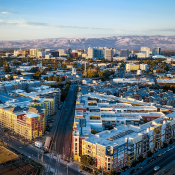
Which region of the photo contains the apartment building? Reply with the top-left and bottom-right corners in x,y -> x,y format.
72,93 -> 166,162
79,116 -> 175,172
0,80 -> 41,92
0,106 -> 45,140
125,64 -> 148,72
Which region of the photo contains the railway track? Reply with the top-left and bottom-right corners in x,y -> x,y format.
54,85 -> 77,160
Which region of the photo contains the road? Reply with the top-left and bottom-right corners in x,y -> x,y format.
0,134 -> 80,175
54,84 -> 77,159
134,146 -> 175,175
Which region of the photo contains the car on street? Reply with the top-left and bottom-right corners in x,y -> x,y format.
19,147 -> 22,149
154,166 -> 160,171
28,156 -> 31,159
157,153 -> 162,157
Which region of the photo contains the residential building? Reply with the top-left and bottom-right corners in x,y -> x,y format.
0,106 -> 45,140
126,64 -> 148,72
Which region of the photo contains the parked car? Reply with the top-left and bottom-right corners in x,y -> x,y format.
154,166 -> 160,171
157,153 -> 162,157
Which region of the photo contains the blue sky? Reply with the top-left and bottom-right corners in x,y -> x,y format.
0,0 -> 175,40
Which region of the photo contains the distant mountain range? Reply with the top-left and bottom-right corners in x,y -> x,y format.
1,35 -> 175,50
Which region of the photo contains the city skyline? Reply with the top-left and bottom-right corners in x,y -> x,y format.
1,0 -> 175,40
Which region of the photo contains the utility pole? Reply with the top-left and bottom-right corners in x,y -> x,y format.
67,164 -> 69,175
63,147 -> 64,160
55,142 -> 56,151
41,150 -> 43,162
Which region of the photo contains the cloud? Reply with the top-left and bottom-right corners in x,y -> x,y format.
0,8 -> 18,14
2,11 -> 10,14
0,19 -> 118,31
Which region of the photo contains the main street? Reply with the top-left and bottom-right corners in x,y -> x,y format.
54,84 -> 77,159
137,147 -> 175,175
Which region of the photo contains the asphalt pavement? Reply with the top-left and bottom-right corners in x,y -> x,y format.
54,84 -> 77,159
137,147 -> 175,175
121,144 -> 175,175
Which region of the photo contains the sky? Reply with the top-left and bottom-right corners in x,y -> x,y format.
0,0 -> 175,40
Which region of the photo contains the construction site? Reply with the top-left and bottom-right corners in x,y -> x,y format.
0,146 -> 41,175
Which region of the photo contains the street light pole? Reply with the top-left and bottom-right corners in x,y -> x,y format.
67,164 -> 68,175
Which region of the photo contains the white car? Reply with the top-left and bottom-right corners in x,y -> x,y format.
154,166 -> 160,171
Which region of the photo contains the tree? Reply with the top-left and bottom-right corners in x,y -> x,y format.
53,76 -> 60,82
33,71 -> 42,80
59,76 -> 65,82
66,80 -> 71,85
30,67 -> 39,73
61,64 -> 67,69
17,70 -> 21,75
147,150 -> 153,157
8,75 -> 13,80
102,58 -> 106,63
48,75 -> 54,81
13,71 -> 17,74
138,155 -> 144,162
47,65 -> 52,71
163,142 -> 168,148
44,76 -> 48,81
3,64 -> 11,73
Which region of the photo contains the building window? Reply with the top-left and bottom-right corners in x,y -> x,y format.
114,165 -> 116,168
75,138 -> 77,142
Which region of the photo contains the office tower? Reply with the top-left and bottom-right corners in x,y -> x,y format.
120,49 -> 129,57
140,47 -> 151,57
104,48 -> 113,61
152,48 -> 161,56
88,47 -> 104,59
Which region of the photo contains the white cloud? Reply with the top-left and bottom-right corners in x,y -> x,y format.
0,19 -> 116,31
2,11 -> 9,14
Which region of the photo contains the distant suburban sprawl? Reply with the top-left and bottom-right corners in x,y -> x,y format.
1,45 -> 175,175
